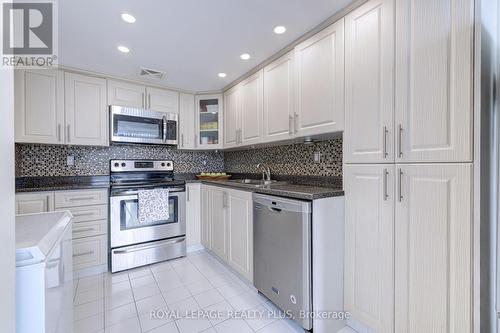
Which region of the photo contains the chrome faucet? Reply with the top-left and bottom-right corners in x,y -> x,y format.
257,163 -> 271,181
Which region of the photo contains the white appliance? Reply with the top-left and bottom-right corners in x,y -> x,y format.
16,211 -> 73,333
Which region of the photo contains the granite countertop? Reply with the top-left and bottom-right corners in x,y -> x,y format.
15,173 -> 344,200
16,176 -> 111,193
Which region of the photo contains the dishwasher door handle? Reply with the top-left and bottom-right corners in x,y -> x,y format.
268,207 -> 282,213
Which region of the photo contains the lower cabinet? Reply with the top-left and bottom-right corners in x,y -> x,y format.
186,183 -> 201,248
344,163 -> 472,333
200,185 -> 254,282
15,189 -> 109,274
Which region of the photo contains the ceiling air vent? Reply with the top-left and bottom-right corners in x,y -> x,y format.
138,67 -> 165,80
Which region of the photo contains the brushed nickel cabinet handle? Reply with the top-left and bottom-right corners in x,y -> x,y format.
68,196 -> 95,201
294,113 -> 299,133
58,124 -> 61,142
73,227 -> 95,233
398,124 -> 403,158
383,126 -> 388,158
73,251 -> 93,257
398,168 -> 403,202
72,211 -> 95,217
187,186 -> 190,202
181,134 -> 184,147
67,124 -> 70,143
142,92 -> 145,108
289,115 -> 294,135
148,94 -> 151,109
383,168 -> 389,201
194,134 -> 198,147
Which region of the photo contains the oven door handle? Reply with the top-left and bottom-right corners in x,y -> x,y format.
111,186 -> 185,196
162,115 -> 167,142
113,237 -> 185,254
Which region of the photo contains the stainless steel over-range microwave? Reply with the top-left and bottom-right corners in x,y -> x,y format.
110,105 -> 178,145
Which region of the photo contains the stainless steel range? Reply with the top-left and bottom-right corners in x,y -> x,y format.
109,159 -> 186,272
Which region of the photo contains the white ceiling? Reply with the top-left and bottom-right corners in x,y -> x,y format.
59,0 -> 353,92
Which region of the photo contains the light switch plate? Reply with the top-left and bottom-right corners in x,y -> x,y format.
67,155 -> 75,166
313,151 -> 322,163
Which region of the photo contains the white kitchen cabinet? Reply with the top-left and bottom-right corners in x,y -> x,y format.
240,70 -> 263,145
186,183 -> 201,248
14,69 -> 65,144
107,80 -> 146,108
196,94 -> 223,149
223,85 -> 240,148
65,72 -> 108,146
147,86 -> 179,113
294,18 -> 344,137
210,187 -> 228,260
395,0 -> 473,163
263,51 -> 294,143
200,185 -> 212,249
226,189 -> 253,282
344,164 -> 394,333
179,93 -> 196,149
395,163 -> 471,332
15,192 -> 55,214
344,0 -> 394,164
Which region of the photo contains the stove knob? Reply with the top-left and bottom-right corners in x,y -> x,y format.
121,163 -> 126,167
161,162 -> 166,167
114,162 -> 119,167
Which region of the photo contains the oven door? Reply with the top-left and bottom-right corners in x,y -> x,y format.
110,106 -> 166,144
110,186 -> 186,248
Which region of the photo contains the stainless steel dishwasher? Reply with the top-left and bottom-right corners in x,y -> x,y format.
253,193 -> 312,331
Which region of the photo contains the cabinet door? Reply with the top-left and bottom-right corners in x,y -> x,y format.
344,0 -> 394,164
395,164 -> 471,332
147,87 -> 179,113
344,164 -> 394,333
196,94 -> 223,149
15,192 -> 55,214
107,80 -> 145,108
240,70 -> 263,146
227,190 -> 253,282
263,51 -> 294,143
395,0 -> 473,162
179,93 -> 195,149
200,185 -> 212,249
223,86 -> 240,148
14,69 -> 64,144
294,18 -> 344,137
65,73 -> 108,146
186,184 -> 201,247
210,187 -> 228,260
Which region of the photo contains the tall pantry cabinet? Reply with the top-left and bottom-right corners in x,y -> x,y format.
343,0 -> 474,332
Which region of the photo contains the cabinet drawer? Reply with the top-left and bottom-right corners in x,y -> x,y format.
15,192 -> 54,214
72,235 -> 107,270
55,189 -> 108,208
57,204 -> 107,222
73,219 -> 107,239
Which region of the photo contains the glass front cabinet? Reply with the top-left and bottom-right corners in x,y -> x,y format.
195,94 -> 223,149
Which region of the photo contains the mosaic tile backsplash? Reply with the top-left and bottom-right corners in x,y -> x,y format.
15,144 -> 225,177
224,138 -> 343,177
15,138 -> 342,177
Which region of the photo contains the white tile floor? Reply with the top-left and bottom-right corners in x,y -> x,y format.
73,250 -> 305,333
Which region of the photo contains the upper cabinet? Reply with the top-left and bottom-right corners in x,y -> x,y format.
344,0 -> 394,164
65,73 -> 108,146
196,94 -> 223,149
395,0 -> 473,163
179,93 -> 196,149
107,79 -> 179,113
15,69 -> 108,146
240,70 -> 263,145
15,69 -> 65,144
263,51 -> 294,143
223,70 -> 264,148
294,18 -> 345,137
223,85 -> 240,148
107,80 -> 145,108
147,87 -> 179,114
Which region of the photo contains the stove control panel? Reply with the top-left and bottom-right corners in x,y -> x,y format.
110,160 -> 174,172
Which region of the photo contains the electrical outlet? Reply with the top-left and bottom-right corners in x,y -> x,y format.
313,151 -> 322,163
67,155 -> 75,166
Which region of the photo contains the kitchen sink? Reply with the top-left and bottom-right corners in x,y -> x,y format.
227,179 -> 286,188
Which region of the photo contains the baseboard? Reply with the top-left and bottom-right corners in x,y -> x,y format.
73,264 -> 108,279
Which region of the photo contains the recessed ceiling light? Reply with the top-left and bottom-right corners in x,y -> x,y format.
117,45 -> 130,53
121,13 -> 136,23
273,25 -> 286,34
240,53 -> 251,60
218,72 -> 227,78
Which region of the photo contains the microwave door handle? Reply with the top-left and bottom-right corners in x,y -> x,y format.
162,115 -> 167,142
